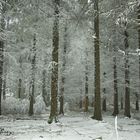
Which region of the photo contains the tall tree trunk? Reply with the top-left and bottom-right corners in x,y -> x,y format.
18,79 -> 22,98
102,72 -> 107,112
138,1 -> 140,112
102,72 -> 106,112
84,48 -> 89,112
102,90 -> 106,112
2,12 -> 10,101
112,0 -> 120,116
49,0 -> 60,123
135,93 -> 139,111
29,34 -> 36,116
124,29 -> 131,118
42,54 -> 48,107
77,0 -> 89,113
0,41 -> 4,115
79,88 -> 83,109
2,63 -> 7,100
42,69 -> 48,107
0,1 -> 6,115
121,94 -> 123,110
112,56 -> 119,116
59,21 -> 68,115
2,74 -> 6,100
18,56 -> 22,98
92,0 -> 102,121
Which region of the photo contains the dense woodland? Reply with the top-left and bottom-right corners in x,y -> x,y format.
0,0 -> 140,124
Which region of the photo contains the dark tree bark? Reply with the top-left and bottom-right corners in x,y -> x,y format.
49,0 -> 60,123
138,1 -> 140,112
2,75 -> 6,100
18,79 -> 22,98
2,62 -> 7,100
84,48 -> 89,112
91,96 -> 94,107
124,29 -> 131,118
92,0 -> 102,121
59,21 -> 68,115
0,40 -> 4,115
121,95 -> 123,110
135,93 -> 139,111
102,96 -> 106,112
18,56 -> 23,98
111,0 -> 120,116
112,56 -> 119,116
2,54 -> 7,101
102,72 -> 107,112
29,34 -> 37,116
0,1 -> 6,115
84,76 -> 89,112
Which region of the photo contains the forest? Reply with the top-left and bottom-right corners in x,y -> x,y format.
0,0 -> 140,140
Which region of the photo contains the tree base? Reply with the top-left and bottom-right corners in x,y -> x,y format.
48,116 -> 59,124
91,115 -> 102,121
124,114 -> 131,118
112,112 -> 119,116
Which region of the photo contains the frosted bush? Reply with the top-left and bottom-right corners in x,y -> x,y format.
21,99 -> 29,114
2,95 -> 69,115
1,95 -> 47,115
34,95 -> 46,114
2,96 -> 29,114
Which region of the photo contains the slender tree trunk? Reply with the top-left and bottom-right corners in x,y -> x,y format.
59,21 -> 68,115
79,88 -> 83,109
29,34 -> 36,116
102,88 -> 106,112
138,2 -> 140,112
0,41 -> 4,115
136,99 -> 139,111
49,0 -> 60,123
91,96 -> 94,107
0,1 -> 6,115
84,48 -> 89,112
112,56 -> 119,116
121,95 -> 123,109
124,29 -> 131,118
135,93 -> 139,111
18,56 -> 22,98
84,76 -> 89,112
42,69 -> 48,107
18,79 -> 22,98
102,72 -> 107,112
42,54 -> 48,107
77,0 -> 89,113
2,74 -> 6,100
2,64 -> 7,100
102,98 -> 106,112
111,0 -> 120,116
2,11 -> 10,101
92,0 -> 102,121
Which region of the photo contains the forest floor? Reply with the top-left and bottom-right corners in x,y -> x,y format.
0,112 -> 140,140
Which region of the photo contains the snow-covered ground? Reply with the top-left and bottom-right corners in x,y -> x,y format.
0,112 -> 140,140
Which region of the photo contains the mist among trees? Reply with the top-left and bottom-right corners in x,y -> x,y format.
0,0 -> 140,139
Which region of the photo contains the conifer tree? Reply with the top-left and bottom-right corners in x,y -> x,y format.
49,0 -> 60,123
